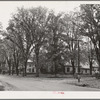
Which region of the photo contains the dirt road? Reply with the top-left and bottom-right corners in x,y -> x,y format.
0,75 -> 99,91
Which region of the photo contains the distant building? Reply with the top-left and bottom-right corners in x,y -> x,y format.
81,68 -> 90,74
3,59 -> 37,74
65,65 -> 91,74
65,65 -> 78,74
26,59 -> 36,73
64,62 -> 78,74
80,63 -> 90,74
64,61 -> 99,75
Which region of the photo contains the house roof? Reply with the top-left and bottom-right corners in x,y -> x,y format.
65,62 -> 72,66
64,61 -> 99,69
80,63 -> 89,69
27,59 -> 33,63
92,61 -> 99,67
81,67 -> 90,70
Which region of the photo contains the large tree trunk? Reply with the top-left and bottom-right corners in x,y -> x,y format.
16,60 -> 19,76
22,65 -> 24,77
36,52 -> 39,77
13,52 -> 19,76
90,60 -> 92,75
52,29 -> 58,77
35,46 -> 40,77
98,41 -> 100,71
7,59 -> 11,75
16,67 -> 19,75
11,62 -> 14,75
22,54 -> 28,77
95,47 -> 100,72
24,59 -> 28,76
59,62 -> 65,74
8,65 -> 11,75
54,61 -> 57,77
71,59 -> 75,75
88,50 -> 93,75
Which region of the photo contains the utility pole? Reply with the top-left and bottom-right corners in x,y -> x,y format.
77,40 -> 80,75
90,40 -> 93,75
71,39 -> 75,75
88,37 -> 93,75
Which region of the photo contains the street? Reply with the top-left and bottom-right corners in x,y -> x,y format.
0,75 -> 99,91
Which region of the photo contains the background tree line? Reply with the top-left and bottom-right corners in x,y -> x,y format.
0,4 -> 99,77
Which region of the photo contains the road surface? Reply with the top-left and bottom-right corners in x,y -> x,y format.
0,75 -> 99,91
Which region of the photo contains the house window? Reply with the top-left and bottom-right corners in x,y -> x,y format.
75,68 -> 77,73
29,68 -> 31,72
32,68 -> 34,72
67,68 -> 70,72
29,64 -> 31,67
85,70 -> 87,73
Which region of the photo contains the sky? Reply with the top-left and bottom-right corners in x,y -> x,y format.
0,1 -> 100,30
0,1 -> 80,30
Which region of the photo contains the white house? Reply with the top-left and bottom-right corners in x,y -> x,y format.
26,59 -> 36,73
64,61 -> 99,75
64,62 -> 78,74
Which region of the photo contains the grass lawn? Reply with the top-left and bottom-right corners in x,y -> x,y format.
0,85 -> 4,91
65,77 -> 100,89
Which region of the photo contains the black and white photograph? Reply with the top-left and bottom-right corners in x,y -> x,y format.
0,1 -> 100,94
